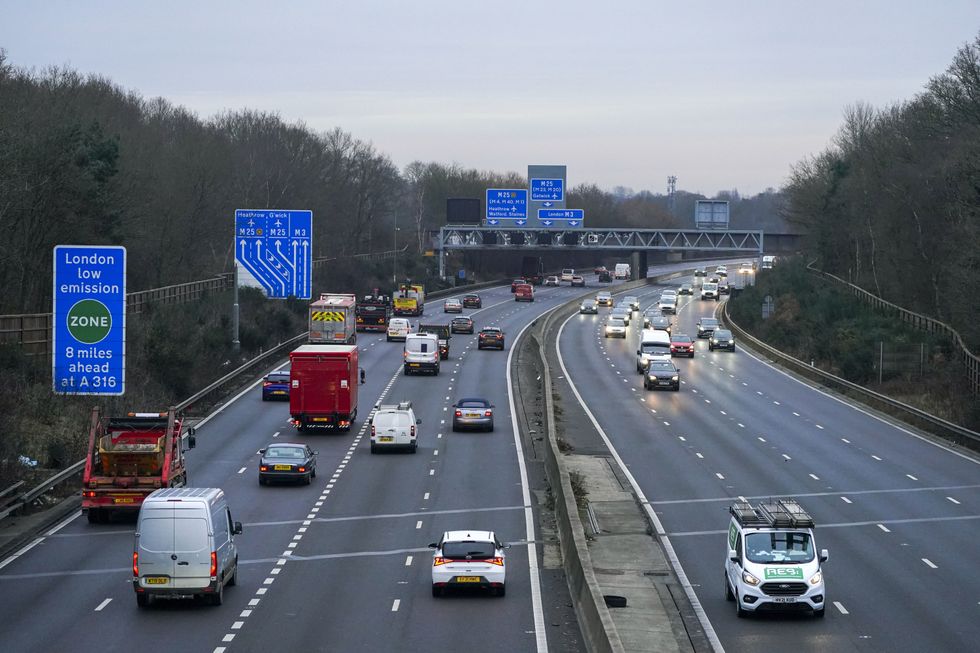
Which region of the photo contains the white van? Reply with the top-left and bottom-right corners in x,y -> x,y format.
700,282 -> 719,301
614,263 -> 631,279
133,487 -> 242,607
636,329 -> 671,372
387,318 -> 412,342
404,333 -> 440,375
370,401 -> 421,453
561,268 -> 575,282
726,499 -> 828,618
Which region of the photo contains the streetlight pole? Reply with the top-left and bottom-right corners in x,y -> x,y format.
393,223 -> 400,286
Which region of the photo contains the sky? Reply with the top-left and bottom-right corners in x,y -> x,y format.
2,1 -> 979,197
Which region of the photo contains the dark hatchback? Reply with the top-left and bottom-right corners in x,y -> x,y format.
478,327 -> 505,350
451,316 -> 475,334
262,370 -> 291,401
462,294 -> 482,309
259,443 -> 317,485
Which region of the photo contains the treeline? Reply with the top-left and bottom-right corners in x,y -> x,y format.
785,33 -> 980,349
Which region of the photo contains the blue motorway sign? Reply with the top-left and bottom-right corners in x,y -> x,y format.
486,189 -> 528,222
538,209 -> 584,227
53,245 -> 126,395
530,178 -> 564,202
235,209 -> 312,299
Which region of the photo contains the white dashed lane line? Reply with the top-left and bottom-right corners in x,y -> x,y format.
834,601 -> 849,615
94,598 -> 111,611
922,558 -> 938,569
947,497 -> 961,504
877,524 -> 891,533
841,497 -> 853,504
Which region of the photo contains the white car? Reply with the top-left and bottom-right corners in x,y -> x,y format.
443,298 -> 463,313
386,318 -> 412,342
543,276 -> 560,287
604,316 -> 628,338
370,402 -> 421,453
596,291 -> 613,307
657,295 -> 677,314
430,530 -> 508,597
621,296 -> 640,312
561,268 -> 575,282
661,289 -> 678,298
611,306 -> 631,325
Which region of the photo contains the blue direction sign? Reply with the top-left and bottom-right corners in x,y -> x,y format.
53,245 -> 126,395
486,189 -> 528,221
539,209 -> 584,221
530,178 -> 564,202
235,209 -> 312,299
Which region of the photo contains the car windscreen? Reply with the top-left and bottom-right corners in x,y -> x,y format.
672,335 -> 692,343
267,373 -> 290,382
608,317 -> 626,325
703,283 -> 718,290
266,446 -> 305,459
648,363 -> 675,373
744,532 -> 814,564
701,319 -> 719,326
442,541 -> 496,559
714,330 -> 732,338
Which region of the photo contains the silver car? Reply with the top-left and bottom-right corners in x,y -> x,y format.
452,398 -> 494,432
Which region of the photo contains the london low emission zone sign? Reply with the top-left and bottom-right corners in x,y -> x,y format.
53,245 -> 126,395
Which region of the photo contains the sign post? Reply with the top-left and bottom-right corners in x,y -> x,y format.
53,245 -> 126,395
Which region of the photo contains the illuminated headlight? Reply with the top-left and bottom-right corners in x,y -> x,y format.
671,375 -> 679,381
711,338 -> 718,343
809,572 -> 823,586
742,570 -> 761,586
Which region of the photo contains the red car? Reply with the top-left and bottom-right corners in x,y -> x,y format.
514,283 -> 534,302
670,333 -> 696,358
510,278 -> 527,293
594,266 -> 608,275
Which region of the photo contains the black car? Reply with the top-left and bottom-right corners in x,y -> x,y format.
598,271 -> 612,283
462,294 -> 482,309
644,360 -> 680,391
450,316 -> 475,334
452,398 -> 494,432
478,327 -> 505,350
709,329 -> 736,351
697,317 -> 720,338
262,370 -> 291,401
259,443 -> 317,485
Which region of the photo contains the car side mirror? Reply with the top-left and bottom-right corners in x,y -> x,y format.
187,434 -> 196,450
820,549 -> 829,563
728,549 -> 739,564
428,543 -> 439,549
259,448 -> 266,454
416,419 -> 422,425
233,522 -> 243,535
636,350 -> 641,355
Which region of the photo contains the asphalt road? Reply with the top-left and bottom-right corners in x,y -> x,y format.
0,269 -> 661,653
555,270 -> 980,652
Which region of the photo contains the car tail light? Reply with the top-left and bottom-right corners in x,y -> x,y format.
263,381 -> 272,387
433,557 -> 447,566
371,425 -> 376,437
485,410 -> 492,417
488,557 -> 504,566
298,467 -> 306,473
210,551 -> 217,579
259,465 -> 268,472
133,551 -> 139,577
410,425 -> 416,437
83,490 -> 96,498
455,410 -> 462,417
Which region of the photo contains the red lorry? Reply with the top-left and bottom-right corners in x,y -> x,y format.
289,344 -> 359,432
81,407 -> 195,523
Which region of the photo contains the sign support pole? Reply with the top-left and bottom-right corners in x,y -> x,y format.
232,263 -> 241,352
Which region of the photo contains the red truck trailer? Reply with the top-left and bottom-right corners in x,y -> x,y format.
81,407 -> 195,523
289,344 -> 359,432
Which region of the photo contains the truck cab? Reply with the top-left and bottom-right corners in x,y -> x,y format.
726,499 -> 828,618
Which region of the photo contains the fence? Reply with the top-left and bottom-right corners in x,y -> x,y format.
0,247 -> 407,357
807,261 -> 980,395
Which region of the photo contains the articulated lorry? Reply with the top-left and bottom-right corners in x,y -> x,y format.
289,345 -> 359,432
82,407 -> 195,523
393,283 -> 425,317
309,293 -> 357,344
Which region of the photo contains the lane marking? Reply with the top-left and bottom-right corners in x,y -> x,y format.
877,524 -> 891,533
834,601 -> 849,615
906,474 -> 918,481
405,556 -> 413,566
872,455 -> 882,461
392,599 -> 401,611
715,473 -> 725,480
94,598 -> 111,611
809,474 -> 820,480
841,497 -> 852,503
237,467 -> 246,474
947,497 -> 961,505
922,558 -> 938,569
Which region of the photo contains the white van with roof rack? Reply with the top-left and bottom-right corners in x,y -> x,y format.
725,498 -> 828,618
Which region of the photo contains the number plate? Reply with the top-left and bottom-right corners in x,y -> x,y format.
114,497 -> 135,504
379,436 -> 394,442
273,390 -> 286,395
144,577 -> 168,585
312,417 -> 331,422
409,363 -> 420,367
465,412 -> 481,418
772,596 -> 797,603
658,381 -> 672,385
274,464 -> 292,471
454,576 -> 481,583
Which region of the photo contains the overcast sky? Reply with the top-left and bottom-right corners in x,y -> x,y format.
3,1 -> 979,196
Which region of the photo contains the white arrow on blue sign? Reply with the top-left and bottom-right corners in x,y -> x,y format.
235,209 -> 312,299
53,245 -> 127,395
486,189 -> 528,221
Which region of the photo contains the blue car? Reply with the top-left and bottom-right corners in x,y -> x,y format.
262,370 -> 291,401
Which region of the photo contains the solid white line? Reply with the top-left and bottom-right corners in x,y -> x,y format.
922,558 -> 938,569
834,601 -> 849,614
94,598 -> 112,611
508,308 -> 559,653
556,313 -> 725,653
391,599 -> 400,611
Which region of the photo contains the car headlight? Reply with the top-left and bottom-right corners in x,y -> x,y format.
671,375 -> 679,381
742,570 -> 761,586
809,571 -> 822,586
711,338 -> 718,343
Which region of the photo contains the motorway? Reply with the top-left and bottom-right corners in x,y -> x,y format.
0,269 -> 653,653
555,272 -> 980,652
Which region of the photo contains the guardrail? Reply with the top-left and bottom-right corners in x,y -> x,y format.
722,300 -> 980,451
806,260 -> 979,395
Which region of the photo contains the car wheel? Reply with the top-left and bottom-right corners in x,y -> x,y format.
735,594 -> 747,618
136,593 -> 151,608
673,385 -> 679,392
487,421 -> 494,432
386,336 -> 392,342
643,382 -> 650,390
229,560 -> 238,587
370,443 -> 377,454
211,579 -> 224,606
261,395 -> 268,402
432,585 -> 442,598
304,473 -> 312,485
411,441 -> 418,453
311,468 -> 316,479
725,574 -> 734,601
814,607 -> 825,618
496,585 -> 506,597
451,421 -> 458,432
258,476 -> 266,486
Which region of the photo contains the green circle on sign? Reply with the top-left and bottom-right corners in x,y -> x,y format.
67,299 -> 112,344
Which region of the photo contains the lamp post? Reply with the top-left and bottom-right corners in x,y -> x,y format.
392,224 -> 401,285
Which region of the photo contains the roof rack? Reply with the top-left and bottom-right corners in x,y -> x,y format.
377,401 -> 413,411
730,498 -> 815,529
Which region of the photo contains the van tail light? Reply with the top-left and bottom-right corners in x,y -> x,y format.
210,551 -> 217,579
433,557 -> 447,566
403,351 -> 408,359
485,410 -> 493,417
83,490 -> 96,498
133,551 -> 139,577
455,410 -> 462,417
263,381 -> 272,387
410,425 -> 416,437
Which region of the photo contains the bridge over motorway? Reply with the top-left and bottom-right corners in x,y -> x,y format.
434,226 -> 801,278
